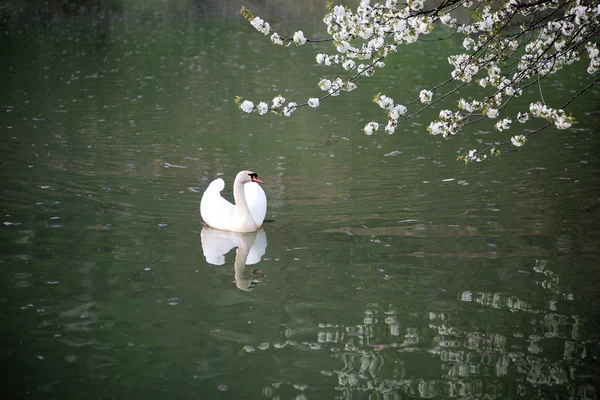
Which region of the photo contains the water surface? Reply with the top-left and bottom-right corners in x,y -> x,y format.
1,3 -> 599,400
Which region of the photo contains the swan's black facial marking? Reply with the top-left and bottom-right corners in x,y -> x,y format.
249,173 -> 263,184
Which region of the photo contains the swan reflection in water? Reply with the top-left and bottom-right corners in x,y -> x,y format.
200,226 -> 267,291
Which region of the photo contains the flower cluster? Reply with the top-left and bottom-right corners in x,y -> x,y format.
585,42 -> 600,74
308,98 -> 319,108
235,89 -> 331,117
494,118 -> 512,132
293,31 -> 306,45
419,90 -> 433,105
250,17 -> 270,35
511,135 -> 527,147
369,93 -> 407,134
364,121 -> 379,135
318,77 -> 356,96
426,108 -> 462,138
467,149 -> 486,162
529,102 -> 574,130
239,1 -> 599,161
448,54 -> 479,83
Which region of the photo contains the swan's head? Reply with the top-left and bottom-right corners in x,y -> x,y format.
237,170 -> 263,184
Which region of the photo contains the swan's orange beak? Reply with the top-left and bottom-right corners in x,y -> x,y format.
252,176 -> 263,184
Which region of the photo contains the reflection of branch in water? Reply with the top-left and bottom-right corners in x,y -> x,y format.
461,290 -> 535,312
240,259 -> 597,399
534,259 -> 575,303
200,227 -> 267,291
459,262 -> 575,316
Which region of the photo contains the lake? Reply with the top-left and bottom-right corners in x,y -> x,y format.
1,1 -> 599,399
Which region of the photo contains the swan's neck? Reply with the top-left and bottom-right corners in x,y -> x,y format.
233,180 -> 249,211
233,179 -> 256,231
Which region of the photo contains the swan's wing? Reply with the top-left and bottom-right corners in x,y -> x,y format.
200,227 -> 241,265
244,182 -> 267,227
200,178 -> 235,230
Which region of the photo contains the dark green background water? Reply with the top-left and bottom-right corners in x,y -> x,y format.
1,1 -> 599,399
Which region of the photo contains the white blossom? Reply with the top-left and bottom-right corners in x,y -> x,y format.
463,37 -> 475,51
342,59 -> 356,70
272,95 -> 285,109
427,120 -> 458,138
344,82 -> 357,92
407,0 -> 424,11
486,107 -> 499,118
449,54 -> 479,83
427,121 -> 445,136
385,121 -> 396,134
318,79 -> 332,91
458,98 -> 469,112
389,104 -> 406,121
270,32 -> 283,45
555,115 -> 573,130
419,89 -> 433,104
466,149 -> 485,162
358,64 -> 374,77
283,102 -> 297,117
328,77 -> 344,96
336,41 -> 350,53
358,26 -> 374,40
440,14 -> 455,26
494,118 -> 512,131
257,102 -> 268,115
240,100 -> 254,113
308,98 -> 320,108
586,42 -> 600,74
364,121 -> 379,135
376,94 -> 394,110
369,37 -> 384,50
439,109 -> 453,120
517,112 -> 529,123
293,31 -> 307,45
511,135 -> 527,147
250,17 -> 270,35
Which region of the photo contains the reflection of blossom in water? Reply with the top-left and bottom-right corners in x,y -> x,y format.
242,260 -> 597,399
216,384 -> 228,391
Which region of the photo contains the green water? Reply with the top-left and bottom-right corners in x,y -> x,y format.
1,3 -> 599,400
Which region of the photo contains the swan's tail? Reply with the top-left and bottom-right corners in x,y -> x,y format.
207,178 -> 225,192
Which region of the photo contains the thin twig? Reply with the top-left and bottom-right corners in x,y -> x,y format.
537,71 -> 546,105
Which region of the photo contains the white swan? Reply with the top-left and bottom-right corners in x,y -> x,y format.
200,170 -> 267,232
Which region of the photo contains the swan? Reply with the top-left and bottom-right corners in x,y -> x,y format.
200,170 -> 267,232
